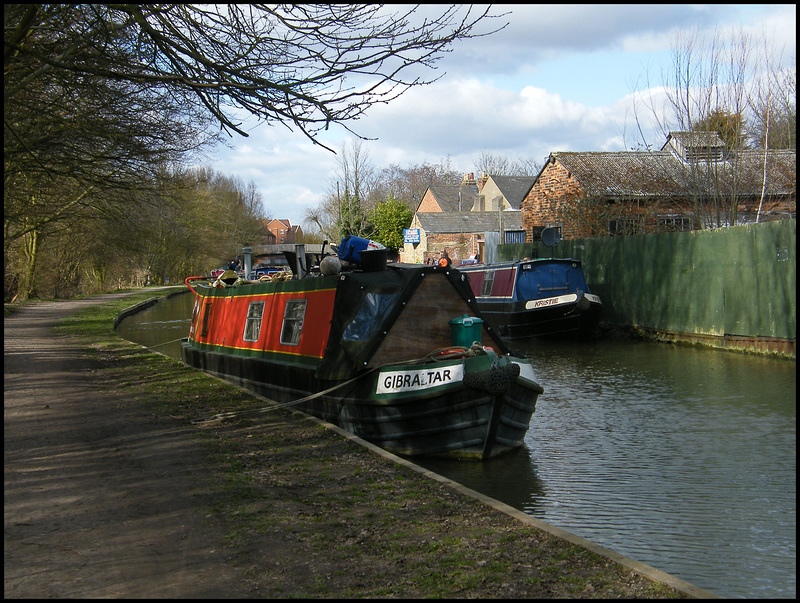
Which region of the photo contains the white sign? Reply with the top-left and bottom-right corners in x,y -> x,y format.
403,229 -> 420,244
376,364 -> 464,394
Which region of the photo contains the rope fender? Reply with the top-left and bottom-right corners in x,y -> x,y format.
463,361 -> 520,395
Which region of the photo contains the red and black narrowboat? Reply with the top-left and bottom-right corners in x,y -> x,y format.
180,239 -> 544,460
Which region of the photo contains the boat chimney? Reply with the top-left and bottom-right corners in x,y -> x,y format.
294,244 -> 306,278
243,247 -> 252,278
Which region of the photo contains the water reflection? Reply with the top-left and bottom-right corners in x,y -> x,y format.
421,340 -> 796,599
423,446 -> 548,511
116,295 -> 796,599
115,290 -> 194,359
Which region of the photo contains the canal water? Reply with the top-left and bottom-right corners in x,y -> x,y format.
116,290 -> 796,599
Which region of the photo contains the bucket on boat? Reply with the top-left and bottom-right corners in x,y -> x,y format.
359,248 -> 388,272
449,314 -> 483,347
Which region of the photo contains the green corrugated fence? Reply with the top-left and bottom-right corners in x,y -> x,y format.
499,219 -> 796,341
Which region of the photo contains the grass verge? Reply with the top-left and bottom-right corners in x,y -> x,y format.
47,290 -> 686,599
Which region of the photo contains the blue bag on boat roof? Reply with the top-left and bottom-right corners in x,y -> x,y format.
338,235 -> 385,264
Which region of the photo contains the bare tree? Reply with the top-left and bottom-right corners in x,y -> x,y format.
748,35 -> 796,221
5,5 -> 217,298
475,150 -> 512,176
311,144 -> 465,242
317,139 -> 377,242
511,155 -> 544,177
627,27 -> 794,229
372,158 -> 462,211
6,4 -> 504,151
4,4 -> 505,299
474,150 -> 542,177
748,30 -> 796,150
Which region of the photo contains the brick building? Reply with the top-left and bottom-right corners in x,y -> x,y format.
402,211 -> 523,265
263,218 -> 302,244
401,173 -> 530,264
522,132 -> 796,242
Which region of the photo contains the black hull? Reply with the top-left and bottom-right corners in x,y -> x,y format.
181,341 -> 541,460
477,298 -> 603,339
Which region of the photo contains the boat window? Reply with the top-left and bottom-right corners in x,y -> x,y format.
200,302 -> 212,337
243,301 -> 265,342
343,292 -> 396,342
190,300 -> 200,336
481,270 -> 495,296
280,299 -> 307,346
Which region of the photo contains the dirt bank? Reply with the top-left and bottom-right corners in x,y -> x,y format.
5,293 -> 697,598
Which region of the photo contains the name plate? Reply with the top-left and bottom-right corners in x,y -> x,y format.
526,293 -> 578,309
376,364 -> 464,394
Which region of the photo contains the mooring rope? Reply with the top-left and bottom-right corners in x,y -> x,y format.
190,365 -> 382,424
189,345 -> 491,425
148,337 -> 186,349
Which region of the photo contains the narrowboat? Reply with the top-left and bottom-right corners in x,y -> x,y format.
180,238 -> 544,460
459,258 -> 603,339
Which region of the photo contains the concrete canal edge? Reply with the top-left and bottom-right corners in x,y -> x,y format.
112,288 -> 189,329
112,297 -> 161,328
307,415 -> 720,600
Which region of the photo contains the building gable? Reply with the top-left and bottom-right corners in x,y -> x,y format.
265,218 -> 300,244
486,175 -> 537,209
420,184 -> 479,213
471,175 -> 536,211
417,187 -> 444,212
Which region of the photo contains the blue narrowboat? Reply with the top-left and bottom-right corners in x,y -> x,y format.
459,258 -> 603,339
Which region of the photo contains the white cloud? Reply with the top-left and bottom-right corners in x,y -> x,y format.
205,4 -> 795,227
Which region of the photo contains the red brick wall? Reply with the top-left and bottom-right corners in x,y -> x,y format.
417,189 -> 443,212
424,233 -> 480,265
521,160 -> 584,242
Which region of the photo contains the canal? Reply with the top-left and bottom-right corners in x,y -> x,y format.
116,290 -> 796,599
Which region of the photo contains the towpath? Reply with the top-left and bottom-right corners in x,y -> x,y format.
4,293 -> 253,597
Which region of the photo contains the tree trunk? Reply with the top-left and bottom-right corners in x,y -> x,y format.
18,228 -> 40,301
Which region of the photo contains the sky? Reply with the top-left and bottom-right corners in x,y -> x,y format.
201,4 -> 796,229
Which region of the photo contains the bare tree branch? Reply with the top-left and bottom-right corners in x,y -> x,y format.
6,4 -> 506,150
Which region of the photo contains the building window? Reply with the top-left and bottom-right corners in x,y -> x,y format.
504,230 -> 526,244
190,300 -> 200,336
608,217 -> 642,236
657,215 -> 694,232
243,301 -> 265,342
280,299 -> 307,345
530,226 -> 546,241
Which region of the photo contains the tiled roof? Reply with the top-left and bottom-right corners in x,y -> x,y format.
552,151 -> 684,197
486,175 -> 537,209
415,211 -> 523,234
426,184 -> 479,212
550,148 -> 796,198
